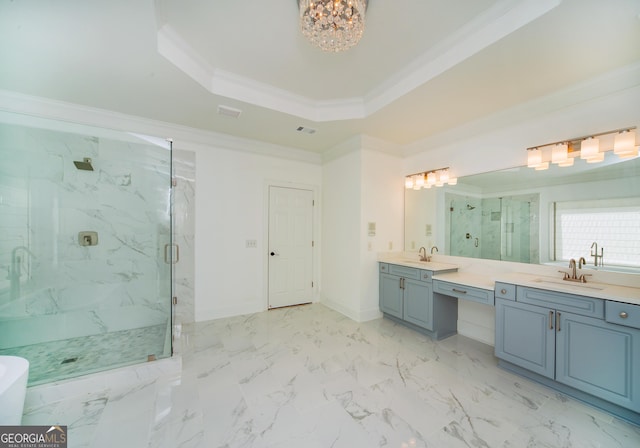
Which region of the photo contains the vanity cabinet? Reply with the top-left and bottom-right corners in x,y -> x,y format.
495,285 -> 640,418
379,263 -> 457,339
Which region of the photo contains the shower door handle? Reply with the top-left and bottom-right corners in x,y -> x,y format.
164,244 -> 180,264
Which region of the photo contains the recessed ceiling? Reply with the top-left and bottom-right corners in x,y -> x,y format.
0,0 -> 639,154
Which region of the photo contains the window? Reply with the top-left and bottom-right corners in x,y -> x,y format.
553,198 -> 640,268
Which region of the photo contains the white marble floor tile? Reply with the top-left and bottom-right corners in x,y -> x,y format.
22,303 -> 640,447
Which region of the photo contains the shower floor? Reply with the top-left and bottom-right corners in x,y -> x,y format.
0,324 -> 168,385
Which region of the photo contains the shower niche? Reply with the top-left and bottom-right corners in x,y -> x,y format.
0,112 -> 173,385
78,231 -> 98,246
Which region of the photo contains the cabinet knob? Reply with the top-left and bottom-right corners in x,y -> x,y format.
620,311 -> 629,319
501,289 -> 507,295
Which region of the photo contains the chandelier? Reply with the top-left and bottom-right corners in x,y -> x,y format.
298,0 -> 367,52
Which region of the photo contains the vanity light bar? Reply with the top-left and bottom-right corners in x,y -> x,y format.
404,167 -> 457,189
527,127 -> 638,169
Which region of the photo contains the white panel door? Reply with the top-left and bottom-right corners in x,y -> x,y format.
268,186 -> 313,309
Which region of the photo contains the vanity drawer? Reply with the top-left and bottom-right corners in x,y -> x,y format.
606,301 -> 640,329
495,282 -> 516,301
388,264 -> 420,280
433,280 -> 494,306
516,286 -> 604,318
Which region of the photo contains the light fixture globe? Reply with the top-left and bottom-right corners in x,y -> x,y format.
298,0 -> 367,52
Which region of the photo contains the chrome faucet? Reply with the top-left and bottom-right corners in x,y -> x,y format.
569,258 -> 577,280
418,246 -> 429,262
430,246 -> 439,254
559,257 -> 590,283
590,242 -> 604,266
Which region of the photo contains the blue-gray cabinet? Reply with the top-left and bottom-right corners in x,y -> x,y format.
495,284 -> 640,422
379,271 -> 404,319
556,312 -> 640,413
495,298 -> 555,377
379,263 -> 457,339
403,277 -> 433,329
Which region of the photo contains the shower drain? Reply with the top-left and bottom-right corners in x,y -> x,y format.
61,357 -> 78,364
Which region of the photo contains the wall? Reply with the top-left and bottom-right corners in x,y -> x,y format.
401,77 -> 640,345
321,137 -> 403,322
193,144 -> 322,321
321,148 -> 362,319
360,148 -> 404,319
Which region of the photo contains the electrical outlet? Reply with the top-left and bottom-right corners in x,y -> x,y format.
246,239 -> 257,248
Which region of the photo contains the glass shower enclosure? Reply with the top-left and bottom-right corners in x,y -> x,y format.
0,111 -> 173,385
446,192 -> 540,263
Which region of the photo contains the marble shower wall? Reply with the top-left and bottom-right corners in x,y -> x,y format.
0,121 -> 172,349
172,149 -> 195,327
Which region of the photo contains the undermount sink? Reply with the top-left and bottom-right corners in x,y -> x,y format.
531,278 -> 604,291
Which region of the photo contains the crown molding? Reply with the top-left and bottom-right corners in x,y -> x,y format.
364,0 -> 561,115
157,25 -> 366,122
0,90 -> 322,165
157,0 -> 560,123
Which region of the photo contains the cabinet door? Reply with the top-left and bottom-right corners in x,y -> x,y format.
380,273 -> 403,319
556,312 -> 640,412
403,278 -> 433,330
495,298 -> 555,378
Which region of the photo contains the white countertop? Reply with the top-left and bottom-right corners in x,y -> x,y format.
433,271 -> 496,291
377,255 -> 458,272
495,272 -> 640,306
377,254 -> 640,305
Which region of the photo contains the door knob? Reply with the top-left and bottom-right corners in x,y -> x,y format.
270,251 -> 279,256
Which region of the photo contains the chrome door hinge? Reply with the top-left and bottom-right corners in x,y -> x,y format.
312,281 -> 314,287
312,199 -> 315,206
312,241 -> 315,247
171,178 -> 177,187
172,296 -> 178,305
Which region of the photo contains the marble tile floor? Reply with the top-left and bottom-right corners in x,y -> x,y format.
22,303 -> 640,447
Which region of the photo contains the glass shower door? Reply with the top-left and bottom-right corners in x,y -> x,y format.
0,112 -> 173,385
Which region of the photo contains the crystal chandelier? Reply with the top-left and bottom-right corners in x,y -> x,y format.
298,0 -> 367,52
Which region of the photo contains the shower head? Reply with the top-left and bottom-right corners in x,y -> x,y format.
73,157 -> 94,171
467,204 -> 476,210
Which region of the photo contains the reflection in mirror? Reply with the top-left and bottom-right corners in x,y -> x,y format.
405,152 -> 640,273
445,192 -> 539,263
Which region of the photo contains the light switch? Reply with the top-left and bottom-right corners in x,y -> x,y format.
368,222 -> 376,237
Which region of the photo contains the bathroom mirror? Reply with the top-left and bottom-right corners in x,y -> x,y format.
404,152 -> 640,273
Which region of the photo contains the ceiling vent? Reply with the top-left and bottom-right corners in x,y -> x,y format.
296,126 -> 317,135
217,105 -> 242,118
